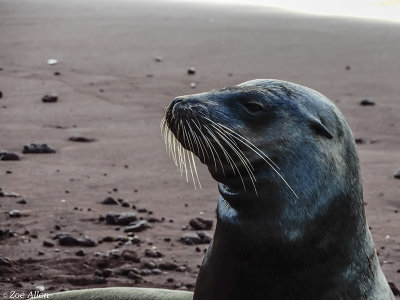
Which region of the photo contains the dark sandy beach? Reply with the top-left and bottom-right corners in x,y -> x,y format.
0,0 -> 399,296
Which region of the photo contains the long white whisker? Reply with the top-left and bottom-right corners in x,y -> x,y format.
204,125 -> 246,191
214,128 -> 258,195
205,117 -> 280,170
206,119 -> 298,199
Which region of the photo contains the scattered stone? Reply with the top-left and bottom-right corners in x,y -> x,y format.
126,236 -> 142,245
47,59 -> 58,65
187,67 -> 196,75
167,277 -> 174,283
190,83 -> 196,89
98,215 -> 105,222
77,237 -> 96,247
122,202 -> 130,208
16,198 -> 27,204
394,171 -> 400,179
75,249 -> 85,256
101,269 -> 112,278
189,218 -> 213,230
360,99 -> 375,106
38,250 -> 45,256
0,152 -> 20,161
185,283 -> 195,289
355,138 -> 364,144
101,236 -> 114,242
96,259 -> 110,269
147,217 -> 161,223
42,240 -> 54,247
54,72 -> 60,76
121,250 -> 140,263
0,229 -> 13,240
141,268 -> 152,276
54,234 -> 94,247
106,212 -> 137,225
152,268 -> 162,275
154,56 -> 163,62
42,93 -> 58,103
173,282 -> 183,289
143,261 -> 157,269
128,271 -> 143,280
389,282 -> 400,296
23,144 -> 56,154
68,136 -> 96,143
0,257 -> 12,267
0,91 -> 2,98
56,234 -> 78,246
177,266 -> 186,272
145,248 -> 163,258
181,231 -> 212,245
9,210 -> 21,218
345,65 -> 351,70
159,262 -> 178,271
36,285 -> 45,292
101,197 -> 118,205
137,208 -> 147,213
124,220 -> 150,233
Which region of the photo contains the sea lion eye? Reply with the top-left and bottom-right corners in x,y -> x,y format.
243,102 -> 264,114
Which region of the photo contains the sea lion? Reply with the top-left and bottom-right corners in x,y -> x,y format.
43,79 -> 394,299
163,79 -> 395,300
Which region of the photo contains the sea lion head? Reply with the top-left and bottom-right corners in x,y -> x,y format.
163,79 -> 363,241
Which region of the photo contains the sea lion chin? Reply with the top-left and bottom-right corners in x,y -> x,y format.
162,79 -> 395,300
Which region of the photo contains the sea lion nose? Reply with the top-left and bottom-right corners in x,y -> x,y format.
171,96 -> 184,110
171,96 -> 190,115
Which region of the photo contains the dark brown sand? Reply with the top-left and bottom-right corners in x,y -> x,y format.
0,0 -> 399,295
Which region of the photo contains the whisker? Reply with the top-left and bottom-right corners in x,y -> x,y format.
206,119 -> 298,199
204,125 -> 246,191
205,117 -> 280,170
213,127 -> 258,195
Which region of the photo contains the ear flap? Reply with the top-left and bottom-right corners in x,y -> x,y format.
309,118 -> 333,139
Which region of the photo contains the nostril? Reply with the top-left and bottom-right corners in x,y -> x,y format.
170,97 -> 185,115
171,97 -> 184,109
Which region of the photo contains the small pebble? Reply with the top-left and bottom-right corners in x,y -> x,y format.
187,67 -> 196,75
124,220 -> 150,233
16,198 -> 27,204
393,170 -> 400,179
23,144 -> 56,154
0,152 -> 20,161
189,217 -> 213,230
42,93 -> 58,103
145,248 -> 163,258
68,136 -> 96,143
101,197 -> 118,205
360,99 -> 375,106
43,240 -> 54,247
9,210 -> 21,218
75,250 -> 85,256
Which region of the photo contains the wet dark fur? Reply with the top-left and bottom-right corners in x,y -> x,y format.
166,79 -> 394,300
